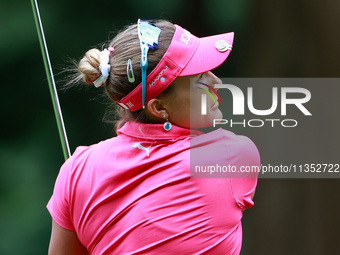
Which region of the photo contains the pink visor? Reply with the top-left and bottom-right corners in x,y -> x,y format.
117,24 -> 234,112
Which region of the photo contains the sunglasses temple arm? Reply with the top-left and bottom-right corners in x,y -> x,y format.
31,0 -> 71,160
141,45 -> 149,108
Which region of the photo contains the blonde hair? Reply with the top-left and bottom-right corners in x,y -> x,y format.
76,20 -> 175,130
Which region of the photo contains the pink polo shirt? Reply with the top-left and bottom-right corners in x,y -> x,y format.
47,122 -> 260,255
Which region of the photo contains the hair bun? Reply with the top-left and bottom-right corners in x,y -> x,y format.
78,49 -> 101,84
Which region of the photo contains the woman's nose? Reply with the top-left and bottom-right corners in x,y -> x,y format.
206,71 -> 222,90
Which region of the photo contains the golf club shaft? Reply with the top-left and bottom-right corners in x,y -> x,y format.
31,0 -> 71,160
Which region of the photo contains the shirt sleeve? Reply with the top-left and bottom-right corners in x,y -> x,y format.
47,157 -> 75,231
228,135 -> 260,210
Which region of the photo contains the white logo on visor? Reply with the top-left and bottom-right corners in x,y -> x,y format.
131,142 -> 151,156
126,101 -> 134,108
180,30 -> 192,45
149,66 -> 168,87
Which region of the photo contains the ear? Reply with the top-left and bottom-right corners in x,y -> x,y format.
146,98 -> 168,119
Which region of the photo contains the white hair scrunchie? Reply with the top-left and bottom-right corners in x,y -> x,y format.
93,47 -> 114,88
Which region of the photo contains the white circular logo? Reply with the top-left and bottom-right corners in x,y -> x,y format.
215,40 -> 232,52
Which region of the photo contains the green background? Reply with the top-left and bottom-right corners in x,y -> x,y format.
1,0 -> 339,254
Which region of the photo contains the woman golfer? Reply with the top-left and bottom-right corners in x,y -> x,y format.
47,19 -> 260,255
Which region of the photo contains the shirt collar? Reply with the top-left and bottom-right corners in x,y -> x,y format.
117,121 -> 203,141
